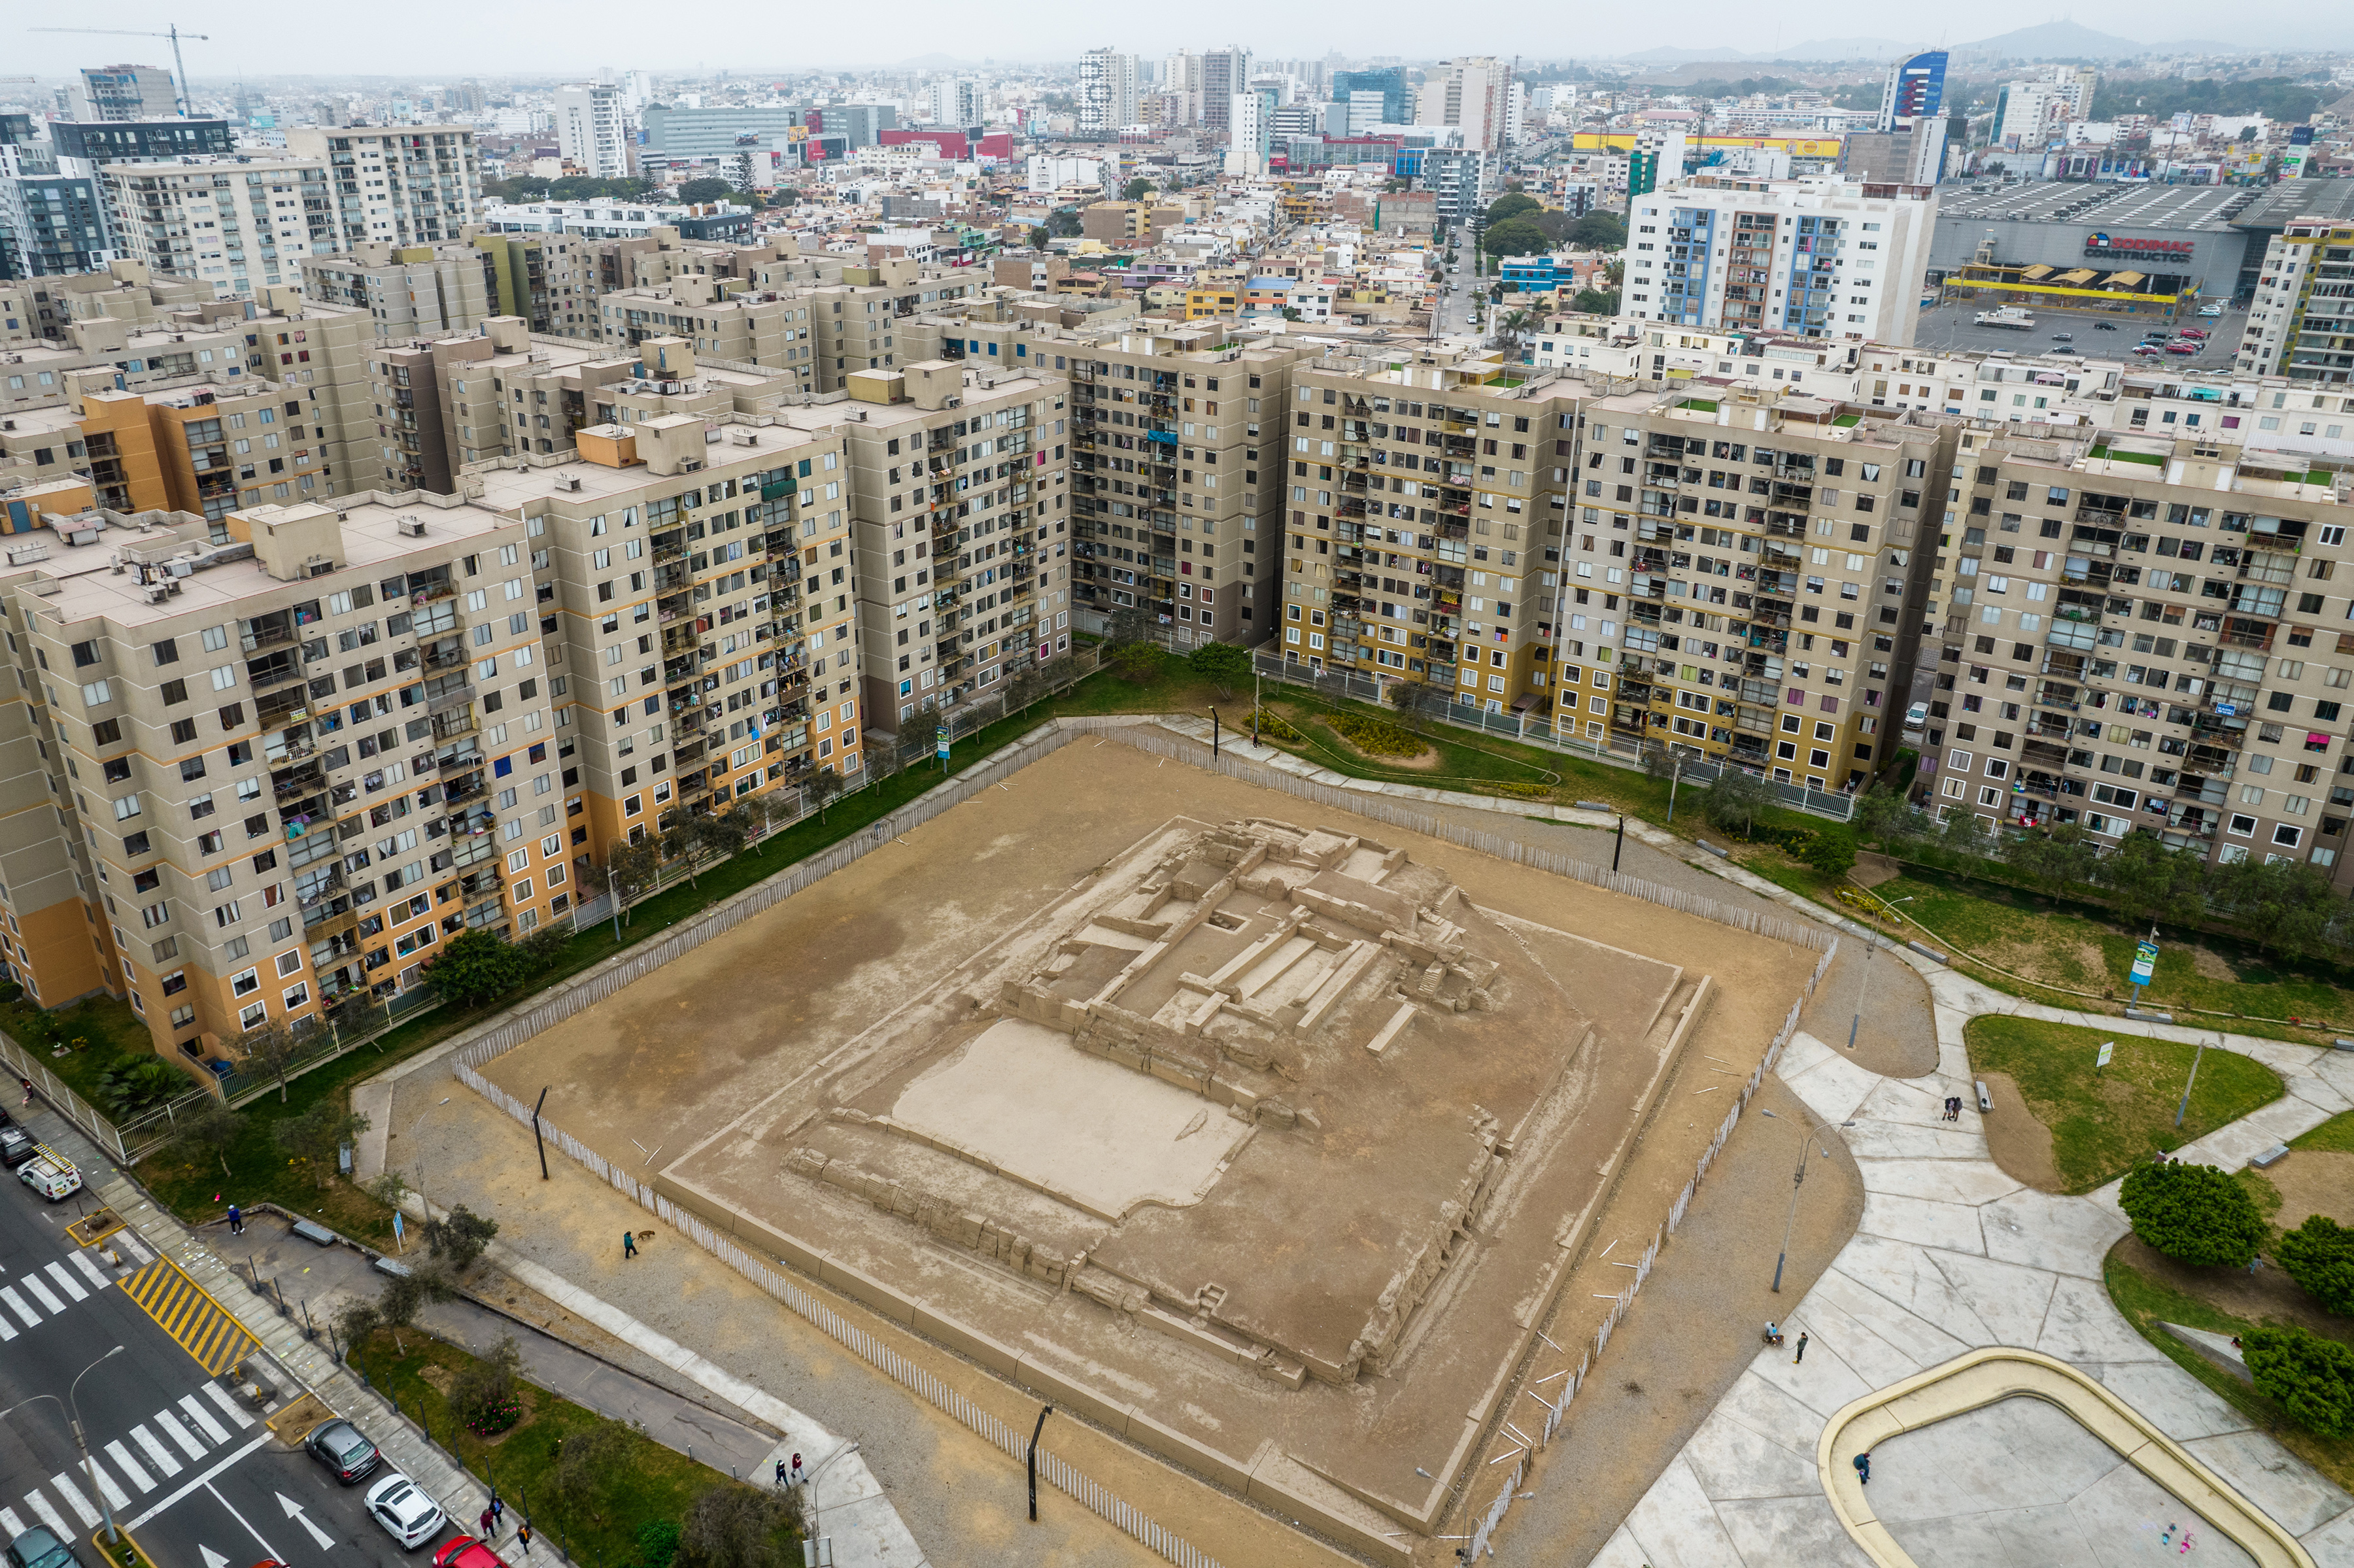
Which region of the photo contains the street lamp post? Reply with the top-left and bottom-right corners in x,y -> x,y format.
1,1346 -> 128,1544
1758,1111 -> 1841,1294
1847,897 -> 1912,1052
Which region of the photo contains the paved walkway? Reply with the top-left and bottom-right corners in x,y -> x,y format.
1575,962 -> 2354,1568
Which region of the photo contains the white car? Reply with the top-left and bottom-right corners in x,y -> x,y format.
2198,304 -> 2223,317
366,1473 -> 447,1550
1904,700 -> 1930,729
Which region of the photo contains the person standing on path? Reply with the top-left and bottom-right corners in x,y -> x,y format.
1794,1332 -> 1809,1365
489,1493 -> 504,1531
1853,1452 -> 1871,1486
624,1230 -> 638,1260
515,1523 -> 532,1557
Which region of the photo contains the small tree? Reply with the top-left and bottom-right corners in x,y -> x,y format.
422,1202 -> 500,1271
607,836 -> 663,917
633,1520 -> 683,1568
273,1099 -> 370,1189
679,1482 -> 796,1568
2278,1214 -> 2354,1318
2118,1160 -> 2267,1268
1801,826 -> 1858,878
676,177 -> 735,204
1103,604 -> 1153,649
662,817 -> 720,889
704,806 -> 753,863
1112,641 -> 1162,684
170,1099 -> 243,1180
1388,679 -> 1442,734
375,1259 -> 455,1355
237,1019 -> 311,1104
97,1054 -> 192,1117
2098,828 -> 2209,930
1701,766 -> 1771,838
2003,821 -> 2100,904
1188,641 -> 1252,701
554,1418 -> 638,1524
1121,177 -> 1155,201
1000,659 -> 1051,719
330,1296 -> 381,1361
517,926 -> 570,974
449,1334 -> 524,1435
422,928 -> 532,1008
2243,1325 -> 2354,1438
805,768 -> 846,822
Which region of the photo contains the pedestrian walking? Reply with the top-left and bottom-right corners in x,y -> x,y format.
1794,1332 -> 1809,1365
624,1230 -> 638,1260
479,1508 -> 494,1539
490,1494 -> 505,1529
17,1079 -> 29,1108
775,1457 -> 790,1489
515,1523 -> 533,1557
1853,1452 -> 1871,1486
226,1204 -> 244,1236
790,1452 -> 805,1486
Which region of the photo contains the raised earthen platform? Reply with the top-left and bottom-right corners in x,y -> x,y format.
479,739 -> 1816,1559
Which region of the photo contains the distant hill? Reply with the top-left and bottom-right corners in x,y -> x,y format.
1951,21 -> 2155,60
1759,39 -> 1912,61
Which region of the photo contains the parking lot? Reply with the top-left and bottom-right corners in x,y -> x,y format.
1909,299 -> 2246,369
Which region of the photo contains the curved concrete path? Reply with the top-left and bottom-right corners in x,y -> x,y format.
1580,960 -> 2354,1568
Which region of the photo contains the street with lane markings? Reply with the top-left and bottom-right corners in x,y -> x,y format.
0,1165 -> 468,1568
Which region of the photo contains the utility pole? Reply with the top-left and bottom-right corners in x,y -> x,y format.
2175,1036 -> 2212,1129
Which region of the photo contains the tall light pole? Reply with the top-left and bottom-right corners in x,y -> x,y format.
1758,1110 -> 1842,1293
1847,897 -> 1911,1052
1,1346 -> 128,1544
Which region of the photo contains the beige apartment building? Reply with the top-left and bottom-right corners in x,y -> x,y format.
99,156 -> 341,296
299,242 -> 500,341
283,127 -> 484,250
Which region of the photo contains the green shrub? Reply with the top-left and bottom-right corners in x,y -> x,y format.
1246,708 -> 1302,742
1329,713 -> 1425,758
1801,826 -> 1858,876
2244,1325 -> 2354,1437
2278,1214 -> 2354,1316
2118,1159 -> 2268,1268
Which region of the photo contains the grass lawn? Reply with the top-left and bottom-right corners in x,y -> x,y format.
5,993 -> 163,1105
2104,1246 -> 2354,1494
1962,1016 -> 2283,1191
2291,1110 -> 2354,1153
347,1329 -> 781,1563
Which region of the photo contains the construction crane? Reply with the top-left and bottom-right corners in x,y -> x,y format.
28,26 -> 208,117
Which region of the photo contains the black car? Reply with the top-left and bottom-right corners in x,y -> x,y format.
5,1526 -> 78,1568
0,1127 -> 35,1169
2094,321 -> 2117,331
306,1419 -> 382,1484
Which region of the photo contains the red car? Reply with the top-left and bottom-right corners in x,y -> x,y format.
2166,343 -> 2199,356
433,1539 -> 506,1568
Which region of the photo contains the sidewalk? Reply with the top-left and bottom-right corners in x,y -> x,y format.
16,1104 -> 516,1565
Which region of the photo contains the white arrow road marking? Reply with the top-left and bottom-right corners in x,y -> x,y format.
207,1481 -> 282,1563
124,1433 -> 267,1530
201,1548 -> 231,1568
104,1442 -> 156,1493
277,1491 -> 335,1550
46,1473 -> 98,1529
177,1395 -> 230,1446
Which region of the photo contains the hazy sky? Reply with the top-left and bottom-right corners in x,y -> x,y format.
9,1 -> 2337,80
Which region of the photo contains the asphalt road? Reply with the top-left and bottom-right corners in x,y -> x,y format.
1435,226 -> 1486,339
1909,298 -> 2247,368
0,1163 -> 452,1568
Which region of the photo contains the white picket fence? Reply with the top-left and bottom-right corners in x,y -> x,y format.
437,714 -> 1850,1565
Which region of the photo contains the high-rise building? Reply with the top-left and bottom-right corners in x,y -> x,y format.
1628,128 -> 1686,199
72,65 -> 179,123
1078,50 -> 1140,139
1227,94 -> 1272,174
1878,50 -> 1949,131
1845,48 -> 1952,185
555,83 -> 630,179
1417,58 -> 1513,152
1622,175 -> 1937,345
1421,148 -> 1490,228
1161,52 -> 1203,126
284,128 -> 484,249
2236,218 -> 2354,383
1199,48 -> 1250,133
98,156 -> 339,293
299,242 -> 500,343
928,79 -> 981,128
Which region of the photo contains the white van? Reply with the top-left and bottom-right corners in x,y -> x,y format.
18,1154 -> 80,1202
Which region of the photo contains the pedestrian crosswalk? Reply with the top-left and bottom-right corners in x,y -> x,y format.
0,1251 -> 109,1341
118,1254 -> 259,1375
0,1384 -> 256,1536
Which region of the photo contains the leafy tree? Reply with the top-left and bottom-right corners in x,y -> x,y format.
422,1203 -> 500,1271
2243,1325 -> 2354,1438
1046,209 -> 1083,239
999,660 -> 1050,721
449,1334 -> 524,1435
676,178 -> 736,204
1801,826 -> 1858,878
237,1019 -> 311,1103
1569,288 -> 1620,315
554,1418 -> 640,1524
1189,641 -> 1252,700
1103,604 -> 1154,648
1938,807 -> 1995,862
804,768 -> 846,823
2118,1160 -> 2267,1269
2098,830 -> 2208,930
662,816 -> 724,889
606,837 -> 662,915
1112,641 -> 1163,684
679,1482 -> 797,1568
632,1520 -> 684,1568
704,806 -> 753,863
1479,219 -> 1550,258
1702,766 -> 1771,838
1121,178 -> 1156,201
1569,212 -> 1626,250
1388,679 -> 1445,733
422,928 -> 532,1008
1027,225 -> 1050,250
169,1099 -> 243,1180
2213,857 -> 2340,960
375,1260 -> 456,1355
2002,821 -> 2099,903
273,1099 -> 371,1189
97,1054 -> 192,1117
2277,1214 -> 2354,1317
330,1296 -> 381,1360
518,926 -> 571,974
1484,192 -> 1542,226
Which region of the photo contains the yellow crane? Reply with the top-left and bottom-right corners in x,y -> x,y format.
27,26 -> 209,117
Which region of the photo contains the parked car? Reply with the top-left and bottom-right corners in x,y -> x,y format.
2198,303 -> 2224,317
2166,343 -> 2199,356
0,1127 -> 35,1169
5,1527 -> 77,1568
1904,700 -> 1930,728
2179,329 -> 2208,340
18,1157 -> 79,1202
2132,345 -> 2163,357
366,1474 -> 447,1550
432,1538 -> 505,1568
305,1419 -> 382,1484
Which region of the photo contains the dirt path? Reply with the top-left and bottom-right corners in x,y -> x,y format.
2266,1148 -> 2354,1231
1977,1070 -> 2065,1193
2115,1234 -> 2354,1347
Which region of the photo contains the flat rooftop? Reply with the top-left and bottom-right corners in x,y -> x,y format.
2229,177 -> 2354,233
1936,182 -> 2257,232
